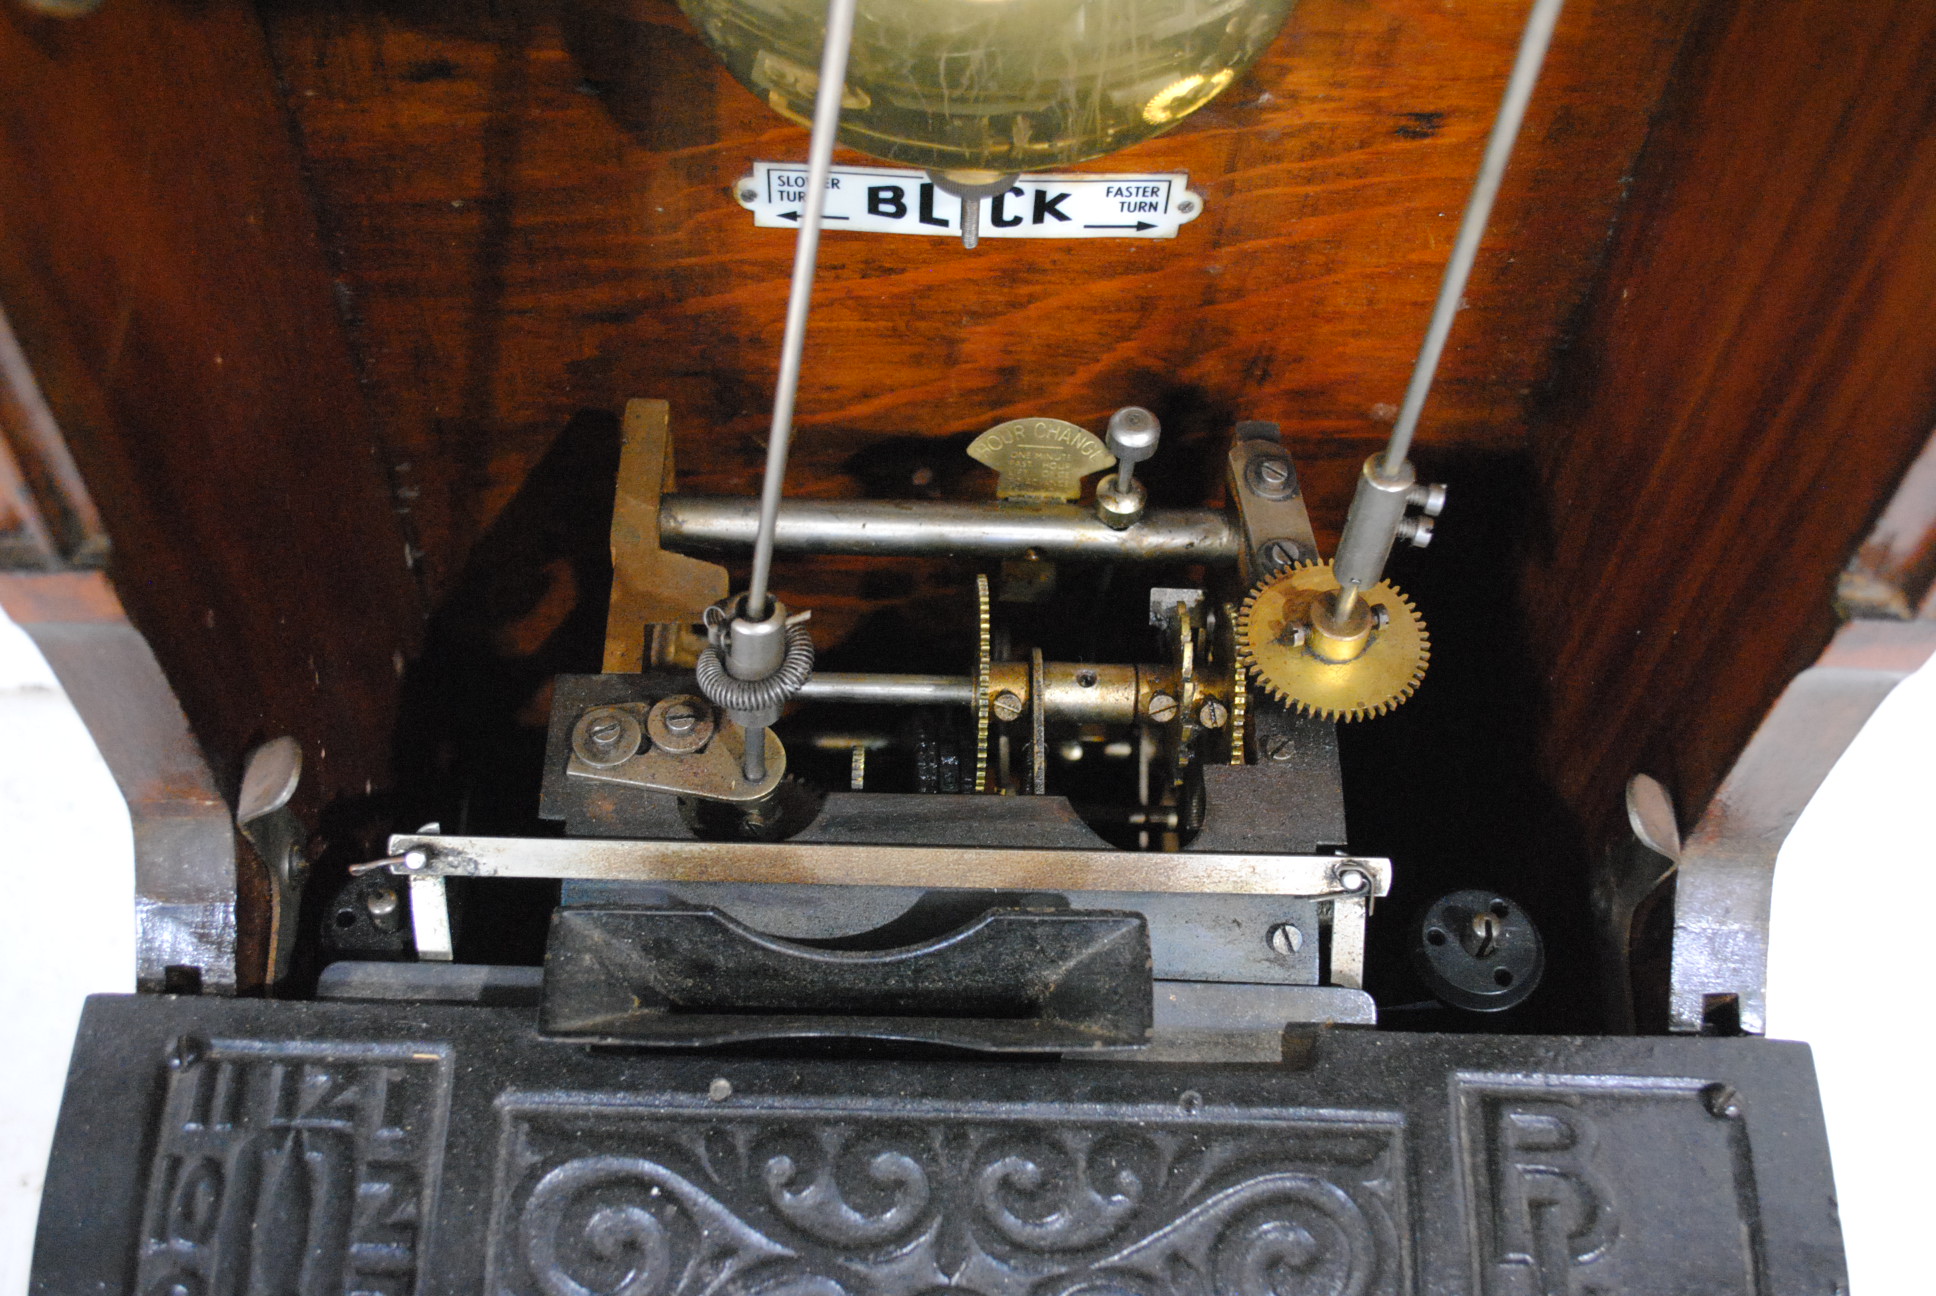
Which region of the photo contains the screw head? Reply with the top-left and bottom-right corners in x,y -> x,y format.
1263,734 -> 1295,762
573,706 -> 643,765
1260,539 -> 1302,570
1268,922 -> 1304,956
1702,1083 -> 1742,1119
992,690 -> 1026,722
1247,454 -> 1297,499
646,695 -> 715,755
1147,692 -> 1179,724
1198,698 -> 1229,729
364,888 -> 400,918
1469,912 -> 1501,958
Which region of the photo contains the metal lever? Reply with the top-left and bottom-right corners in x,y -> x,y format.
236,736 -> 307,986
1097,405 -> 1159,529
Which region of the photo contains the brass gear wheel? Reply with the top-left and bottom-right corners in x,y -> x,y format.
1236,561 -> 1429,721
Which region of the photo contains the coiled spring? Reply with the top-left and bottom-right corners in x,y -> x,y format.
695,622 -> 815,712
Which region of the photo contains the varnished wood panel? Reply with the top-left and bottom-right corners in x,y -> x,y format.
1519,0 -> 1936,845
0,0 -> 423,832
263,0 -> 1698,646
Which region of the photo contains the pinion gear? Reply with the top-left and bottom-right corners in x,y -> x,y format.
1236,561 -> 1429,722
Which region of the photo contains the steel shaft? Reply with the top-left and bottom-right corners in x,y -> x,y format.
662,497 -> 1242,563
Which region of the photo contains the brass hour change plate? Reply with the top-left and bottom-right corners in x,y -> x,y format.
967,417 -> 1116,501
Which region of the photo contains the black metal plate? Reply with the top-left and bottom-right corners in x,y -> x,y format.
542,906 -> 1153,1050
32,995 -> 1845,1296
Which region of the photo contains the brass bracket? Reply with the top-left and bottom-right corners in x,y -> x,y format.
603,399 -> 730,672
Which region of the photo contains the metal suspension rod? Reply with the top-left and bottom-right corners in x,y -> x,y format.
745,0 -> 860,619
1380,0 -> 1567,476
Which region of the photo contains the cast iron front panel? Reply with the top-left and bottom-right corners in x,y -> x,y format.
32,995 -> 1844,1295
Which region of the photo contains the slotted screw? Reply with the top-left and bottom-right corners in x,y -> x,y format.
1268,923 -> 1304,956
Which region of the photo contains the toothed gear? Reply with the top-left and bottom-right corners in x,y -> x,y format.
1236,561 -> 1429,721
972,573 -> 992,793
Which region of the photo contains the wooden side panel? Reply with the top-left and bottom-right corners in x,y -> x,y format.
0,0 -> 423,821
261,0 -> 1698,634
1520,0 -> 1936,841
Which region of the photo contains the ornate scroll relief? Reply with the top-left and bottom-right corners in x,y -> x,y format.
136,1039 -> 452,1296
967,418 -> 1115,503
487,1096 -> 1407,1296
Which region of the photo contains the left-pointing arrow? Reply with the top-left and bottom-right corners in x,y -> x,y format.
778,211 -> 849,222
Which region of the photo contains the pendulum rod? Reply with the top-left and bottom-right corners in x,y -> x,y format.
700,0 -> 854,785
745,0 -> 861,620
1382,0 -> 1567,477
1331,0 -> 1568,619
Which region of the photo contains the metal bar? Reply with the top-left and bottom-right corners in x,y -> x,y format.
2,571 -> 238,993
801,665 -> 1161,722
409,876 -> 454,961
800,672 -> 976,705
1,303 -> 108,568
1669,617 -> 1936,1034
1029,647 -> 1048,794
1327,896 -> 1368,990
386,833 -> 1391,899
663,497 -> 1242,563
1382,0 -> 1567,476
746,0 -> 860,617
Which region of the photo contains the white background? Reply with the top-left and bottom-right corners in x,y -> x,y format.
0,603 -> 1928,1290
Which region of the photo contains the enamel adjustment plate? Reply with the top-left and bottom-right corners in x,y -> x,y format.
734,162 -> 1205,240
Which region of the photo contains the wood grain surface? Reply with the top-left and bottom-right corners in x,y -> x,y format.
1518,0 -> 1936,844
262,0 -> 1698,642
10,0 -> 1926,954
0,0 -> 423,837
